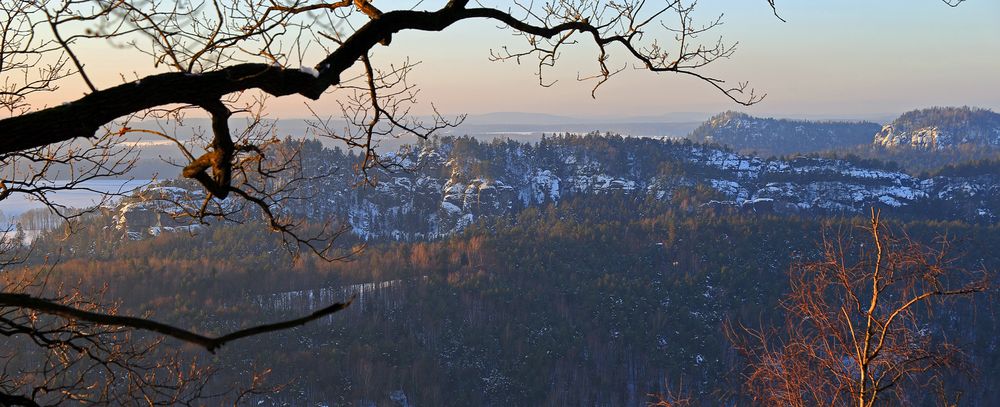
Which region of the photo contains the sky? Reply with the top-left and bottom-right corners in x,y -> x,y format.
33,0 -> 1000,121
363,0 -> 1000,120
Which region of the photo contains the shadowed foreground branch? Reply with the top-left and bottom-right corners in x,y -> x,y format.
0,293 -> 354,353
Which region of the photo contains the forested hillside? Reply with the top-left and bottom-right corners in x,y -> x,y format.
9,135 -> 1000,406
687,112 -> 879,155
15,199 -> 1000,405
686,108 -> 1000,176
110,135 -> 1000,244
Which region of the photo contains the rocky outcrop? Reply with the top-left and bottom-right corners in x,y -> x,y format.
112,135 -> 1000,240
113,184 -> 206,239
874,107 -> 1000,150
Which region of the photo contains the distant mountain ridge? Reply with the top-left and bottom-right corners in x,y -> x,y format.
687,111 -> 880,156
689,107 -> 1000,156
461,111 -> 712,125
873,107 -> 1000,150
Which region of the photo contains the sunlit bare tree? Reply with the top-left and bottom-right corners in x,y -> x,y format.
730,209 -> 990,407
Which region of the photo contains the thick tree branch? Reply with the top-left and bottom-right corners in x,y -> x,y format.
0,4 -> 748,156
182,99 -> 235,198
0,63 -> 320,154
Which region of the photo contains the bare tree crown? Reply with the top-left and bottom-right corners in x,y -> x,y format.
731,209 -> 989,406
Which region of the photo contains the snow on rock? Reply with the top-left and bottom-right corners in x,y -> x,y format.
110,135 -> 1000,242
298,66 -> 320,77
440,201 -> 462,215
530,170 -> 561,203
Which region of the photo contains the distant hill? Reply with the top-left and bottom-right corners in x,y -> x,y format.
874,106 -> 1000,150
687,112 -> 880,156
461,111 -> 712,125
462,112 -> 584,125
448,111 -> 708,138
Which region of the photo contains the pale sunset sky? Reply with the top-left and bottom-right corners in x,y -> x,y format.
40,0 -> 1000,120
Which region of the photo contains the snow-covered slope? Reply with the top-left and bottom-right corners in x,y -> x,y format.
113,135 -> 1000,240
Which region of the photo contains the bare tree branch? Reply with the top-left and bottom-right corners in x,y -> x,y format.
0,292 -> 354,353
729,209 -> 990,406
